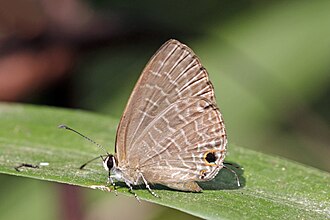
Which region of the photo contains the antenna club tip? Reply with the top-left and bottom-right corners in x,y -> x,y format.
58,124 -> 68,129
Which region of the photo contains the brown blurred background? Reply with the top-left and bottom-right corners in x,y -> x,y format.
0,0 -> 329,219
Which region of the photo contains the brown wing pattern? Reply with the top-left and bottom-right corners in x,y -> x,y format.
128,97 -> 227,183
115,39 -> 219,166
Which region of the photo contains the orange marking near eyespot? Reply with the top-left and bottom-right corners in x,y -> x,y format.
200,169 -> 207,179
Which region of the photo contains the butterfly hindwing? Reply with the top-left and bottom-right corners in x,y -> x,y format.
127,97 -> 226,183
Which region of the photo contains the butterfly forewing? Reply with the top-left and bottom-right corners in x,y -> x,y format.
115,40 -> 220,167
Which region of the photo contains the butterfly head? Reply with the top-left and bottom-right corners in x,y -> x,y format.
102,154 -> 117,171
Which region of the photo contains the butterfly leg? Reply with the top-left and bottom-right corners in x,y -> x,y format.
107,171 -> 118,195
139,172 -> 159,198
125,181 -> 140,202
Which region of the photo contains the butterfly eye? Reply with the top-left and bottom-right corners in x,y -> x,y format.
106,155 -> 114,170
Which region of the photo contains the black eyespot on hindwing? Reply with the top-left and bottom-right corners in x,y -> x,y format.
205,152 -> 217,163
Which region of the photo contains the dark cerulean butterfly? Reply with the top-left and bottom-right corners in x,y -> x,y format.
60,39 -> 238,199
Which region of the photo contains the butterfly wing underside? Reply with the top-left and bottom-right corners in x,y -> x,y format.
115,39 -> 227,191
134,97 -> 227,191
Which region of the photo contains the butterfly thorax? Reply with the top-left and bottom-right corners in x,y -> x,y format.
103,155 -> 143,185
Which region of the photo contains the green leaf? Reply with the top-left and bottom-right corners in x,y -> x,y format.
0,103 -> 329,219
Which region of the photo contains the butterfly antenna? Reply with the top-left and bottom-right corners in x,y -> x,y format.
58,124 -> 109,155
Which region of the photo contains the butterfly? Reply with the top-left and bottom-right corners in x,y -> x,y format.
60,39 -> 238,200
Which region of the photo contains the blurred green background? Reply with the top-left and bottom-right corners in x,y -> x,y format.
0,0 -> 329,219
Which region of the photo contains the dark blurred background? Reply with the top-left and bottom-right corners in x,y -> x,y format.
0,0 -> 329,219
